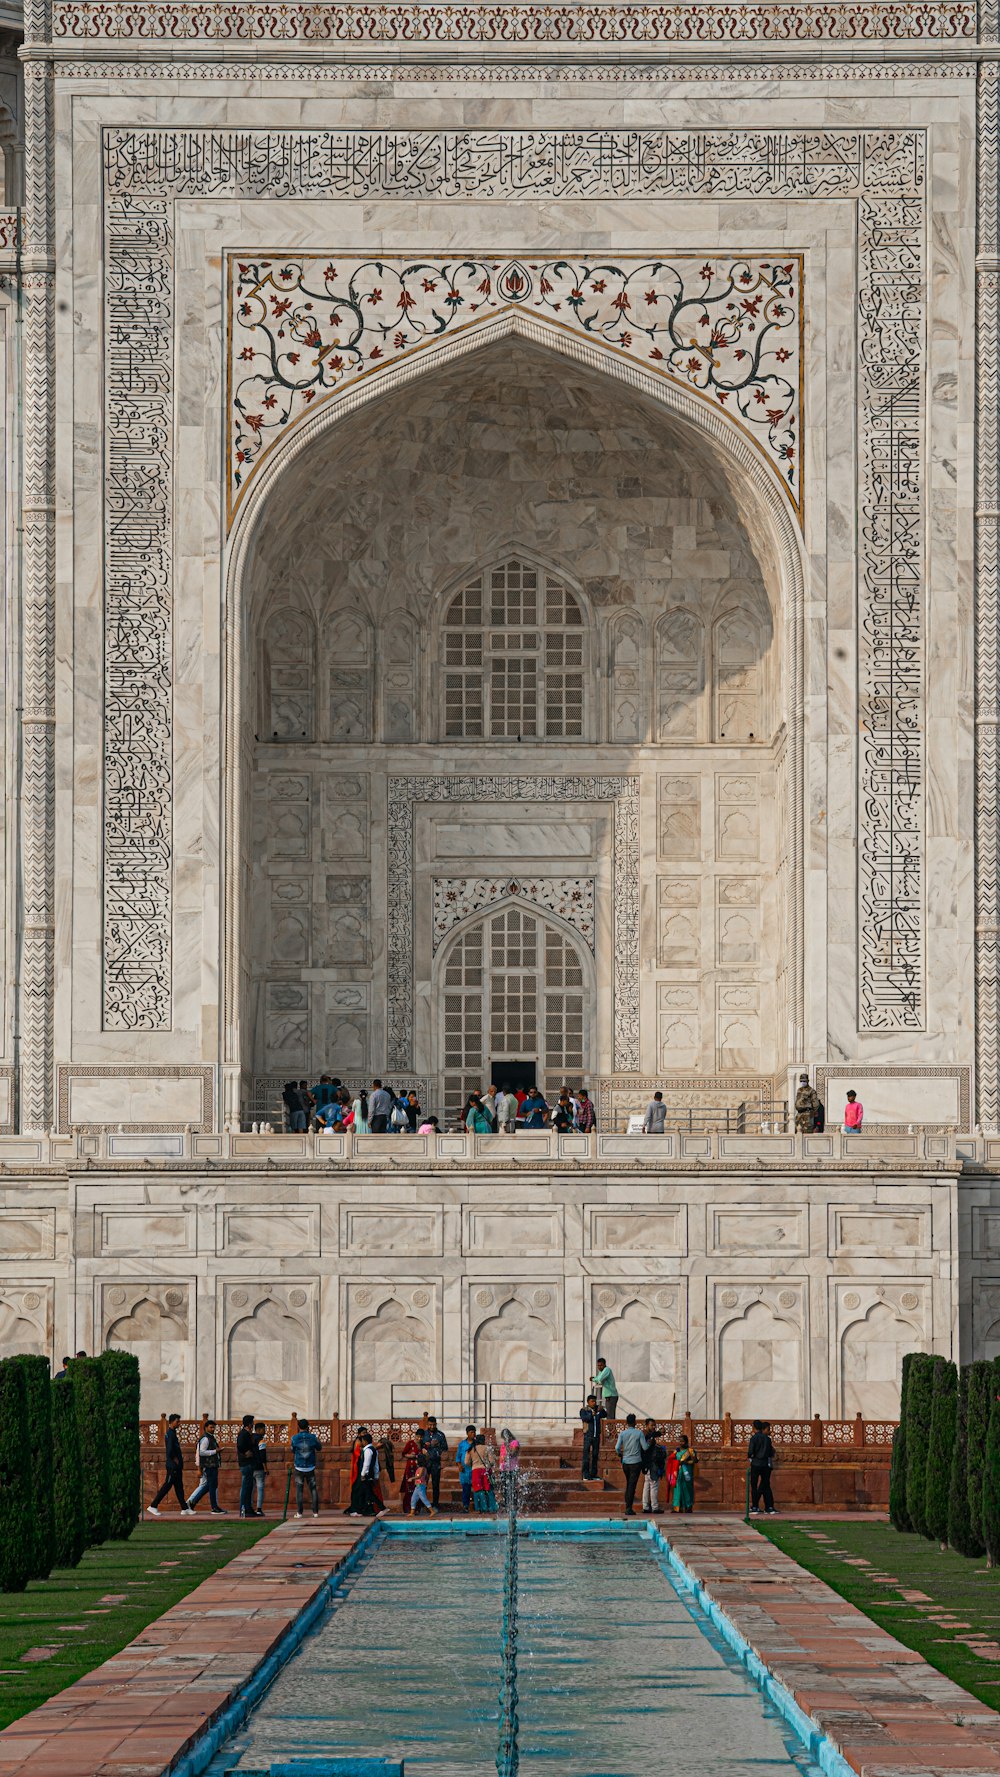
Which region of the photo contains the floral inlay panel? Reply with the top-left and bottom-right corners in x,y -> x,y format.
432,877 -> 596,952
227,253 -> 801,524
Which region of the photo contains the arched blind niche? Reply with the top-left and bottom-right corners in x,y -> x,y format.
442,558 -> 585,740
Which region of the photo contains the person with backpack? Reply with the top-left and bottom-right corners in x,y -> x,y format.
252,1420 -> 269,1516
147,1412 -> 193,1515
747,1419 -> 777,1515
291,1417 -> 323,1517
641,1421 -> 667,1514
185,1420 -> 226,1514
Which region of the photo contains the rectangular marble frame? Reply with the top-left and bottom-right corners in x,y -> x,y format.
828,1202 -> 934,1259
340,1205 -> 445,1259
583,1204 -> 688,1258
706,1203 -> 808,1258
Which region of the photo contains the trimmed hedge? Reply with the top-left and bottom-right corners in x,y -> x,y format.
968,1358 -> 993,1547
924,1358 -> 957,1546
9,1355 -> 54,1580
0,1358 -> 32,1591
983,1357 -> 1000,1568
99,1349 -> 141,1540
948,1366 -> 985,1558
904,1352 -> 937,1539
51,1376 -> 86,1569
889,1352 -> 913,1532
68,1357 -> 111,1547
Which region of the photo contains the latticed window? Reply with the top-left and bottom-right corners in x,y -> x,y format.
441,907 -> 588,1121
443,559 -> 585,739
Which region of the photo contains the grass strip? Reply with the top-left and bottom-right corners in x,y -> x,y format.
0,1518 -> 270,1730
758,1518 -> 1000,1712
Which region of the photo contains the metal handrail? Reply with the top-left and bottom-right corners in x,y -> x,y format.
390,1383 -> 488,1422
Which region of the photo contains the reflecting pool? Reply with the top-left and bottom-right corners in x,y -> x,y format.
210,1527 -> 824,1777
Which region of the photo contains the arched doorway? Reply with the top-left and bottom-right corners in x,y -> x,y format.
225,335 -> 801,1122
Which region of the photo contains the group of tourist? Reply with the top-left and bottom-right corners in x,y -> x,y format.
145,1397 -> 778,1522
281,1078 -> 438,1135
146,1412 -> 274,1518
281,1075 -> 602,1135
458,1084 -> 597,1133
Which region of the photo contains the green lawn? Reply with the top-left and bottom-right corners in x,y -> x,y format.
0,1519 -> 271,1730
758,1519 -> 1000,1711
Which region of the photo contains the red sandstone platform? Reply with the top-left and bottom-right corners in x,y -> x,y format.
1,1514 -> 998,1776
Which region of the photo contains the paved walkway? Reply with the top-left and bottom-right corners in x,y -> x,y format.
668,1517 -> 1000,1777
0,1516 -> 372,1777
1,1513 -> 998,1776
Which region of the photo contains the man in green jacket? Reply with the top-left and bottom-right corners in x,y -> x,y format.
591,1357 -> 618,1425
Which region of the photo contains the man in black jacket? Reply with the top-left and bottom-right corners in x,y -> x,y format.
237,1413 -> 258,1517
147,1413 -> 193,1515
579,1394 -> 606,1479
419,1417 -> 449,1508
747,1419 -> 777,1515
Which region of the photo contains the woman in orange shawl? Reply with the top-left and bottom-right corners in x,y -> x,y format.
342,1431 -> 364,1516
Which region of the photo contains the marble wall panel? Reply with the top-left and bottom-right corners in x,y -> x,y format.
96,1208 -> 196,1257
462,1207 -> 563,1258
708,1205 -> 808,1258
712,1281 -> 808,1419
340,1207 -> 444,1258
0,1209 -> 55,1259
344,1279 -> 440,1419
829,1205 -> 933,1258
216,1205 -> 321,1257
584,1206 -> 686,1258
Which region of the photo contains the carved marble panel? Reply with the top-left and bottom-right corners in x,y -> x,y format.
0,1283 -> 52,1360
590,1282 -> 686,1418
103,1282 -> 190,1417
657,776 -> 700,862
471,1283 -> 563,1395
223,1279 -> 317,1417
321,773 -> 370,861
832,1282 -> 926,1417
347,1281 -> 439,1419
714,1282 -> 807,1418
268,773 -> 311,861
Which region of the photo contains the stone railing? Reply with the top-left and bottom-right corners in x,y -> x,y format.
0,1128 -> 960,1166
140,1411 -> 896,1448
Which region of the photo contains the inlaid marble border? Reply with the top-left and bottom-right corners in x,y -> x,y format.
387,776 -> 639,1072
55,0 -> 978,43
101,125 -> 926,1045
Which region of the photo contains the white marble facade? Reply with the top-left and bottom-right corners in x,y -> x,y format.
0,0 -> 994,1417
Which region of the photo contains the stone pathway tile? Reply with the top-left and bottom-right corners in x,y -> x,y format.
0,1515 -> 372,1776
667,1520 -> 1000,1777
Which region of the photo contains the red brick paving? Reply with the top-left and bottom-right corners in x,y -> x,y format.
667,1517 -> 1000,1777
0,1516 -> 371,1776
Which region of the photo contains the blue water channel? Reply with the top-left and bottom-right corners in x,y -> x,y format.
207,1523 -> 828,1777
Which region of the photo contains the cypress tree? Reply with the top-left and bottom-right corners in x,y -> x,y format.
9,1355 -> 55,1580
0,1357 -> 33,1591
99,1350 -> 141,1540
69,1356 -> 111,1547
982,1358 -> 1000,1568
924,1358 -> 957,1546
904,1351 -> 937,1538
968,1358 -> 992,1546
51,1376 -> 85,1569
948,1366 -> 985,1558
889,1351 -> 913,1531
